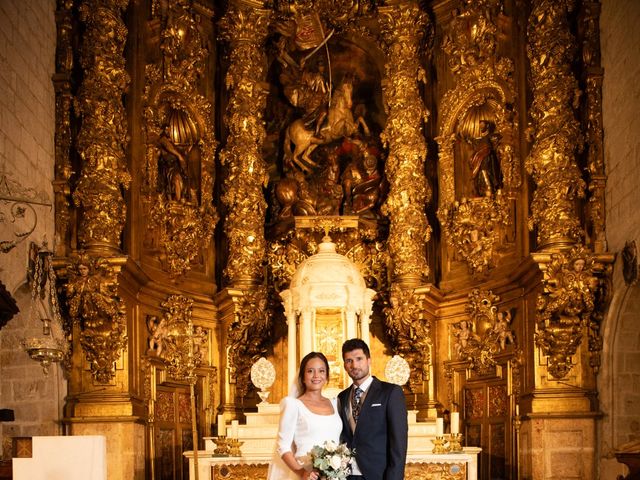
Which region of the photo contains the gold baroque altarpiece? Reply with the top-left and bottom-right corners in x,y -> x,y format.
47,0 -> 615,478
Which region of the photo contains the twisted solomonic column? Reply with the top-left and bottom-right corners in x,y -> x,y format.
73,0 -> 131,255
379,2 -> 432,288
219,2 -> 272,287
526,0 -> 585,249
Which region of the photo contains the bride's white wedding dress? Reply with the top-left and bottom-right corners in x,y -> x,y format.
266,396 -> 343,480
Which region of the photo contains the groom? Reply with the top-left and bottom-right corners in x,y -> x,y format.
338,338 -> 408,480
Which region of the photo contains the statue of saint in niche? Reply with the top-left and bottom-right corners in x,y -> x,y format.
469,120 -> 503,197
154,109 -> 201,205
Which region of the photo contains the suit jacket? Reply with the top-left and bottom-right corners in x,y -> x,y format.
338,377 -> 408,480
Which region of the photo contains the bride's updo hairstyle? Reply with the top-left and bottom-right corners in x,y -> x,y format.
297,351 -> 330,395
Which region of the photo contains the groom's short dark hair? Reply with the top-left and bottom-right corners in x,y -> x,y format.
342,338 -> 370,358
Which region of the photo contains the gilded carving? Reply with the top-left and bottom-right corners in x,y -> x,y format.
384,285 -> 431,392
143,0 -> 218,278
73,0 -> 131,254
227,287 -> 272,397
378,3 -> 432,286
453,289 -> 515,374
440,194 -> 510,275
219,5 -> 272,286
267,219 -> 388,293
147,295 -> 208,381
53,0 -> 74,257
579,2 -> 607,253
534,244 -> 611,379
526,0 -> 585,248
65,253 -> 128,383
437,0 -> 518,274
405,462 -> 466,480
213,463 -> 268,480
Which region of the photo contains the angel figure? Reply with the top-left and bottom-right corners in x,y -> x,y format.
493,311 -> 515,350
147,315 -> 168,356
454,320 -> 480,358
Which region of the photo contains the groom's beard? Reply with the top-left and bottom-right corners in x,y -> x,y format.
347,366 -> 369,382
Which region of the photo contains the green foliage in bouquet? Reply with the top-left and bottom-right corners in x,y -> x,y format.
310,440 -> 354,480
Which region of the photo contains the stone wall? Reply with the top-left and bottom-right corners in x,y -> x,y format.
599,0 -> 640,478
0,0 -> 64,461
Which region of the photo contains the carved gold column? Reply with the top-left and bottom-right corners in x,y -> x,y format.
217,2 -> 272,414
218,2 -> 271,287
526,0 -> 584,250
579,1 -> 607,253
60,3 -> 141,479
379,1 -> 432,288
53,0 -> 74,258
522,4 -> 613,477
73,0 -> 131,256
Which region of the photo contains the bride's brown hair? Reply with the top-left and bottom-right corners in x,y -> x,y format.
297,351 -> 330,395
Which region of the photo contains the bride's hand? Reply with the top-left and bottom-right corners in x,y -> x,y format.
300,469 -> 320,480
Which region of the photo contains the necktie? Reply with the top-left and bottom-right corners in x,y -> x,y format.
352,386 -> 363,422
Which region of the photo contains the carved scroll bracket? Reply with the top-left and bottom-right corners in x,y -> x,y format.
62,252 -> 128,384
532,245 -> 614,380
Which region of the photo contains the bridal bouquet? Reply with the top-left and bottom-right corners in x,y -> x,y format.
309,440 -> 354,480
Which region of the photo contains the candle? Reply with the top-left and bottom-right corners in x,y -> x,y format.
436,417 -> 444,436
516,404 -> 520,416
451,412 -> 459,434
217,414 -> 225,437
231,420 -> 239,438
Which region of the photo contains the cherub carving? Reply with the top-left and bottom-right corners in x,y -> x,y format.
493,311 -> 515,350
147,315 -> 168,356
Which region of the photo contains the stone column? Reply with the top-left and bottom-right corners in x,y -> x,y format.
378,1 -> 432,288
218,1 -> 271,287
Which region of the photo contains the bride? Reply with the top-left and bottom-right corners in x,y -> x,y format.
267,352 -> 343,480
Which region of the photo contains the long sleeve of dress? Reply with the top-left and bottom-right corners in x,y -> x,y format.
276,397 -> 299,457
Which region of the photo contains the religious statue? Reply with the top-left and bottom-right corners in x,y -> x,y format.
469,120 -> 503,197
492,311 -> 515,350
454,320 -> 481,359
342,140 -> 386,216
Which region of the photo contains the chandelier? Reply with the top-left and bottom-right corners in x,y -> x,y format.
21,242 -> 68,374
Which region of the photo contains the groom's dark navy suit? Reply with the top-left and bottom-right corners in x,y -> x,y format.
338,377 -> 408,480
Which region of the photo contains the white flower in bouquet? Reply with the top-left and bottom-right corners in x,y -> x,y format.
309,440 -> 354,480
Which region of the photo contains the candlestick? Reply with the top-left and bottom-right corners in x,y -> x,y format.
449,432 -> 464,453
217,414 -> 225,437
436,417 -> 444,436
451,412 -> 459,434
